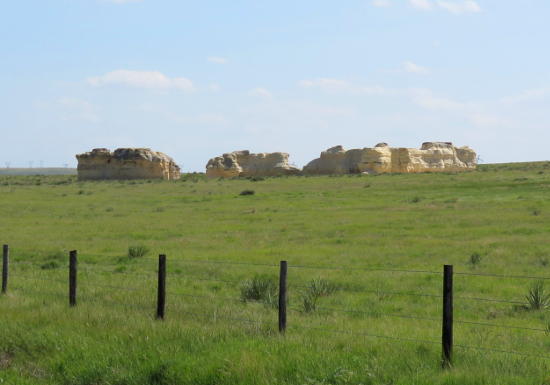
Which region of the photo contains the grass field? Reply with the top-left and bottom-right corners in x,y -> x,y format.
0,168 -> 77,176
1,162 -> 550,385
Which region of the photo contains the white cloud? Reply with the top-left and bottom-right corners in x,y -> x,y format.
87,70 -> 194,91
409,0 -> 433,10
208,56 -> 228,64
402,61 -> 430,74
437,1 -> 481,14
248,88 -> 273,99
372,0 -> 392,7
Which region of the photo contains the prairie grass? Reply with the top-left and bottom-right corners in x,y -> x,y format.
1,162 -> 550,384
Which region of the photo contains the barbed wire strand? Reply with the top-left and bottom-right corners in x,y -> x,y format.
454,295 -> 525,305
289,264 -> 440,275
295,324 -> 550,360
300,306 -> 547,333
291,323 -> 440,345
455,271 -> 550,281
454,344 -> 550,360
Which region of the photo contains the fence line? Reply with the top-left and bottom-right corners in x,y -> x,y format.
2,245 -> 550,367
9,254 -> 550,281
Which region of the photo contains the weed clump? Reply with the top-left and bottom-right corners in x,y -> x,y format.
40,261 -> 60,270
302,278 -> 338,313
468,252 -> 482,267
248,176 -> 265,182
127,245 -> 150,259
525,281 -> 550,310
240,274 -> 277,306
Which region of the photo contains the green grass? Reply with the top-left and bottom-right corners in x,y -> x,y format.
1,162 -> 550,384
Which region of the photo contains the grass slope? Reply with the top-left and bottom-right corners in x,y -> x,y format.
1,162 -> 550,384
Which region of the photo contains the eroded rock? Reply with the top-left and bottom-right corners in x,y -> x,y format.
76,148 -> 181,180
303,142 -> 476,175
206,150 -> 300,177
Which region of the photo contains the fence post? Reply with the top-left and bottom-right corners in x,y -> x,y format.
278,260 -> 287,333
69,250 -> 77,307
2,245 -> 8,294
442,264 -> 453,368
157,254 -> 166,320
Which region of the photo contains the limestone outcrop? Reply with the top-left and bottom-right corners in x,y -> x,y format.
206,150 -> 300,177
76,148 -> 180,180
303,142 -> 476,175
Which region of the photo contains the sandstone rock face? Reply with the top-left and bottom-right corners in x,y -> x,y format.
76,148 -> 181,180
206,150 -> 300,177
303,142 -> 476,175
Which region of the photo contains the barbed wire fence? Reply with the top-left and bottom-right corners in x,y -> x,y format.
2,244 -> 550,368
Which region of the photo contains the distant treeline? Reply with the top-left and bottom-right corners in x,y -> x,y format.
0,168 -> 77,176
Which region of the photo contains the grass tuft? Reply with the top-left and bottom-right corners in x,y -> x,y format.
127,245 -> 150,259
525,281 -> 550,310
240,274 -> 277,306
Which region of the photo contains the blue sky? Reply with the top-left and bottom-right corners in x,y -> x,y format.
1,0 -> 548,171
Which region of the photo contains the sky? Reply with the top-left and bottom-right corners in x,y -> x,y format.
1,0 -> 549,171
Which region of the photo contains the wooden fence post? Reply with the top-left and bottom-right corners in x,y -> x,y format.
69,250 -> 77,307
157,254 -> 166,320
2,245 -> 8,294
278,260 -> 287,333
442,264 -> 453,368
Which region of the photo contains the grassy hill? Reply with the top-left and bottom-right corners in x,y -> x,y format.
0,162 -> 549,385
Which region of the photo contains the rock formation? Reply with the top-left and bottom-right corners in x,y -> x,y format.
76,148 -> 181,180
206,150 -> 300,177
303,142 -> 476,175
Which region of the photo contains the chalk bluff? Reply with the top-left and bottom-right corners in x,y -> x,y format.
76,148 -> 180,180
206,150 -> 300,177
303,142 -> 477,175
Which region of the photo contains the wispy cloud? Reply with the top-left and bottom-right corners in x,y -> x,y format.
58,98 -> 99,122
437,1 -> 481,14
408,0 -> 481,14
299,78 -> 395,95
299,78 -> 352,90
409,0 -> 433,10
208,83 -> 222,92
298,78 -> 511,128
87,70 -> 194,91
402,61 -> 430,74
208,56 -> 228,64
499,88 -> 550,104
248,88 -> 273,99
102,0 -> 143,3
371,0 -> 392,7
